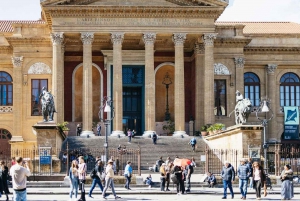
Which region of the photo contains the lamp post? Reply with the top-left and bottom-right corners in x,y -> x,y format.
255,99 -> 274,173
98,96 -> 114,164
162,72 -> 172,121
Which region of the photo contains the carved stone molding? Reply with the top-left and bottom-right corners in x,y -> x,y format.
11,56 -> 23,67
143,33 -> 156,45
0,106 -> 13,113
266,64 -> 278,74
172,33 -> 187,46
81,32 -> 94,45
28,62 -> 52,74
203,33 -> 217,46
194,43 -> 205,54
111,33 -> 124,45
234,57 -> 245,68
50,32 -> 64,45
214,63 -> 230,75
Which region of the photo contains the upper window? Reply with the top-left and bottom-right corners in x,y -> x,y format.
0,72 -> 13,106
32,79 -> 48,116
244,72 -> 260,106
280,73 -> 300,106
214,80 -> 226,116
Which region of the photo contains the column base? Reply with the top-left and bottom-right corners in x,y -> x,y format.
143,131 -> 156,138
80,131 -> 95,137
110,130 -> 125,137
10,136 -> 24,142
173,131 -> 189,138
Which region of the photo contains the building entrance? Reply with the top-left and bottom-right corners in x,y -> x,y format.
123,86 -> 143,135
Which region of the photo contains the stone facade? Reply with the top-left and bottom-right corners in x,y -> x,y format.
0,1 -> 300,149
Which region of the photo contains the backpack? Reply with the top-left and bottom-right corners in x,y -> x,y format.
152,133 -> 157,139
189,165 -> 194,174
90,168 -> 97,179
190,138 -> 196,145
171,173 -> 178,184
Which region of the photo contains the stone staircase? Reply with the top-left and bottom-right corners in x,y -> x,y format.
62,136 -> 206,174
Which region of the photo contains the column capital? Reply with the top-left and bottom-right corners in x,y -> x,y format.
50,32 -> 64,45
203,33 -> 217,46
172,33 -> 186,46
266,64 -> 278,74
143,33 -> 156,45
81,32 -> 94,45
11,56 -> 23,67
194,43 -> 205,54
111,32 -> 124,45
234,57 -> 245,68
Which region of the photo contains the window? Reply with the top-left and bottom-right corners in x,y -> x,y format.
214,80 -> 226,116
32,79 -> 48,116
0,129 -> 12,139
0,72 -> 13,106
244,72 -> 260,106
280,73 -> 300,106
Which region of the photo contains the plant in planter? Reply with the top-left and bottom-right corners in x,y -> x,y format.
207,123 -> 225,135
57,121 -> 70,135
201,125 -> 208,136
163,120 -> 175,136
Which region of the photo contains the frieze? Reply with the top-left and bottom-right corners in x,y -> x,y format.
57,18 -> 204,27
0,106 -> 13,113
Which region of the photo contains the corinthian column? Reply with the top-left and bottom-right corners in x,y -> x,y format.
81,32 -> 94,136
111,33 -> 125,137
235,57 -> 245,95
266,64 -> 278,141
203,33 -> 217,125
172,33 -> 188,137
143,33 -> 156,137
50,32 -> 64,123
11,56 -> 24,142
194,42 -> 205,131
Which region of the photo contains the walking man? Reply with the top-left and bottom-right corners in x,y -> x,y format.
10,157 -> 31,201
88,160 -> 104,198
188,137 -> 197,152
152,132 -> 157,144
237,158 -> 250,200
185,160 -> 194,192
221,161 -> 235,199
124,161 -> 133,190
97,124 -> 101,136
247,158 -> 253,189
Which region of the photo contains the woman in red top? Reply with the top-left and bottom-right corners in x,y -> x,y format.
11,157 -> 16,166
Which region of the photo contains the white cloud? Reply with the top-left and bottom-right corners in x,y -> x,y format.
0,0 -> 41,20
218,0 -> 300,23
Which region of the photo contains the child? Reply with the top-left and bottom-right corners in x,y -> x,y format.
146,174 -> 154,188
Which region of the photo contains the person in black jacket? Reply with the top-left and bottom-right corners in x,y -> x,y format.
88,160 -> 104,198
221,161 -> 235,199
0,160 -> 9,200
172,165 -> 185,195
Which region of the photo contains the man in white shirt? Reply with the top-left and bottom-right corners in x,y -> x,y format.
10,157 -> 31,201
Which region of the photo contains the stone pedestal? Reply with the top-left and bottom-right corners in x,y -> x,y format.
173,131 -> 189,138
32,122 -> 66,173
204,124 -> 263,156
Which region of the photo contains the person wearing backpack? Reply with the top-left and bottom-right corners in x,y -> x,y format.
88,160 -> 104,198
188,137 -> 197,152
172,165 -> 185,195
152,132 -> 157,144
185,161 -> 194,193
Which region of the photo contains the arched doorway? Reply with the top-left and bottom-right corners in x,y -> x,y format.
0,129 -> 12,164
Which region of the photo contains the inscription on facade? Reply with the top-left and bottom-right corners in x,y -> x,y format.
59,18 -> 204,27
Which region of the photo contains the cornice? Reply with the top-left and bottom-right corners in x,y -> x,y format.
0,46 -> 13,54
5,38 -> 51,47
214,37 -> 251,48
43,6 -> 224,27
244,46 -> 300,54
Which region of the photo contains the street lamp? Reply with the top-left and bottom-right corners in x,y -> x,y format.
255,99 -> 274,173
98,96 -> 115,164
162,72 -> 172,121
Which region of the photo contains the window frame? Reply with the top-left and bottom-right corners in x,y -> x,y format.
31,79 -> 48,116
280,73 -> 300,107
0,71 -> 13,106
214,79 -> 227,116
244,72 -> 260,107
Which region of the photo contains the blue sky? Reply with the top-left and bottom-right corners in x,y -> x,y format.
0,0 -> 299,23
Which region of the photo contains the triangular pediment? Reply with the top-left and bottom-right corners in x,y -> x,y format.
41,0 -> 228,7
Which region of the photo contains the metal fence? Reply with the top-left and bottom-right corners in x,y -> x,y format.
0,146 -> 141,177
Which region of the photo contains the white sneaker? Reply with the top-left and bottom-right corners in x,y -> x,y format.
148,185 -> 151,188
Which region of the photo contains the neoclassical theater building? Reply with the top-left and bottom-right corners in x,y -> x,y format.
0,0 -> 300,149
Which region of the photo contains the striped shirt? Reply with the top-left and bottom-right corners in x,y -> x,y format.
78,163 -> 86,180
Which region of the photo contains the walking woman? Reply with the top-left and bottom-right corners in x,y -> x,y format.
124,161 -> 132,190
280,164 -> 294,200
159,163 -> 166,191
165,162 -> 173,191
0,160 -> 9,200
252,161 -> 266,200
77,156 -> 86,201
102,159 -> 121,199
172,165 -> 185,195
69,160 -> 79,201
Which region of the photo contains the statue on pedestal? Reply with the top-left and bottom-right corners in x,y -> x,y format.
39,87 -> 56,122
231,90 -> 252,125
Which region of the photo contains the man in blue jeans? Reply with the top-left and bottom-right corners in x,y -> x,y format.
237,158 -> 250,200
221,161 -> 235,199
88,160 -> 104,198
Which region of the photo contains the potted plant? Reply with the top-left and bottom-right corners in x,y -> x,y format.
201,125 -> 208,136
163,120 -> 175,136
57,121 -> 70,135
207,123 -> 225,135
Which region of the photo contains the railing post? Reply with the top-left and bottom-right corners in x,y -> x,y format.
66,141 -> 69,176
138,146 -> 141,176
205,145 -> 208,173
